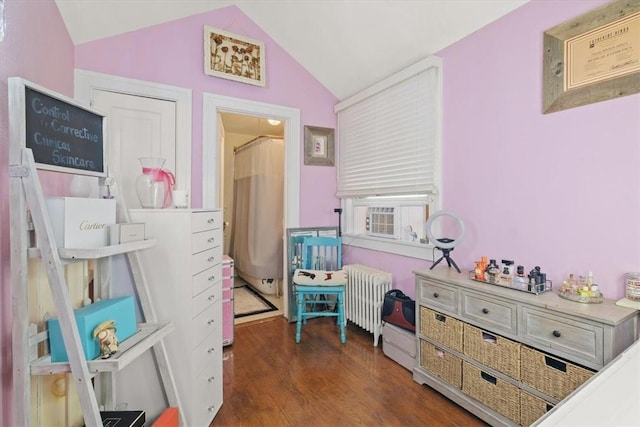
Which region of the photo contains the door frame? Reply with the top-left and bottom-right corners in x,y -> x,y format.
74,69 -> 192,196
202,93 -> 300,318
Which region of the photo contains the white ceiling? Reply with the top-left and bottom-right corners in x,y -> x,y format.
54,0 -> 529,101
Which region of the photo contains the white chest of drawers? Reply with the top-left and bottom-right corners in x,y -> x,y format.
129,209 -> 224,426
413,267 -> 637,427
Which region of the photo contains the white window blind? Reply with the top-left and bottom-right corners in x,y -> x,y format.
336,59 -> 440,198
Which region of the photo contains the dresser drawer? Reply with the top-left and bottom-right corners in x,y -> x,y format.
192,333 -> 217,377
463,323 -> 521,380
420,340 -> 462,389
192,265 -> 221,298
192,304 -> 221,349
192,228 -> 222,254
461,290 -> 517,336
520,346 -> 595,401
462,362 -> 521,424
192,283 -> 221,318
192,211 -> 222,233
420,307 -> 463,352
191,363 -> 219,427
521,307 -> 604,365
418,278 -> 458,314
192,248 -> 222,275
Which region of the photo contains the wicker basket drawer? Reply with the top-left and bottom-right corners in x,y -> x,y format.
463,323 -> 521,380
462,362 -> 520,425
420,340 -> 462,389
420,307 -> 463,353
521,346 -> 595,401
520,390 -> 554,427
418,277 -> 458,314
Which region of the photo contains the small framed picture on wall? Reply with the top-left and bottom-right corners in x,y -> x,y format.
304,126 -> 334,166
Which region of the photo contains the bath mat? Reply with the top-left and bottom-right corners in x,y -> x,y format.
234,285 -> 278,318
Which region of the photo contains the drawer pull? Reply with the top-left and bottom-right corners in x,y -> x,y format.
481,308 -> 489,314
482,332 -> 497,343
208,347 -> 215,353
207,218 -> 215,224
480,371 -> 497,385
552,330 -> 562,338
433,292 -> 439,298
208,275 -> 216,281
208,406 -> 216,412
208,294 -> 215,301
435,313 -> 446,323
208,376 -> 215,382
208,319 -> 215,325
208,237 -> 215,243
544,355 -> 567,372
207,256 -> 215,262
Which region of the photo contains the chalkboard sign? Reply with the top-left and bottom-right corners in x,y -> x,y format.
22,83 -> 106,177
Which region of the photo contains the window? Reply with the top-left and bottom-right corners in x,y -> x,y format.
335,57 -> 442,259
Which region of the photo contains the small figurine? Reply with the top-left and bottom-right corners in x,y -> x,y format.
93,320 -> 118,359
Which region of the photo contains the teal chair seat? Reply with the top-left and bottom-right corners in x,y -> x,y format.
292,237 -> 346,344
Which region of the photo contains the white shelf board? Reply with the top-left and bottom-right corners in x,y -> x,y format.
28,238 -> 157,260
30,322 -> 173,375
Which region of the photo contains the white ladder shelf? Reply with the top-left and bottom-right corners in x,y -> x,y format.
9,78 -> 185,426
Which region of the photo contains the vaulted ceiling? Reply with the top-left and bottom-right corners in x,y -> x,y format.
54,0 -> 529,101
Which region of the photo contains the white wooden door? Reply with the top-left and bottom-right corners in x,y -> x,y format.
91,91 -> 177,209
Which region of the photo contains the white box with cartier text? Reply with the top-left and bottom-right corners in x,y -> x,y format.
46,197 -> 116,249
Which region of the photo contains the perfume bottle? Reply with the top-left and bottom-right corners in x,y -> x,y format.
513,265 -> 527,290
486,259 -> 499,284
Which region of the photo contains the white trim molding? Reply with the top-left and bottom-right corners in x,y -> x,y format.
342,233 -> 434,261
201,93 -> 301,319
201,93 -> 300,227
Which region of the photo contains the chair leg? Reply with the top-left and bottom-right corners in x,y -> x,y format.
338,290 -> 346,344
296,291 -> 304,343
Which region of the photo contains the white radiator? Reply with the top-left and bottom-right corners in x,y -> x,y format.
343,264 -> 392,347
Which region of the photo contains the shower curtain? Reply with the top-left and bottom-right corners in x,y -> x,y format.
230,137 -> 284,283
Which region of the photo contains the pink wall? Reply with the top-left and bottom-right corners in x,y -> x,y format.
2,3 -> 340,422
3,0 -> 638,421
74,6 -> 340,226
0,1 -> 75,423
440,0 -> 640,300
345,0 -> 640,300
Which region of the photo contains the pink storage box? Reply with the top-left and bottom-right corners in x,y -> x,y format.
222,255 -> 234,346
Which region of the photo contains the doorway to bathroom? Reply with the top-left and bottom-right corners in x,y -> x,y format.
201,93 -> 301,322
220,113 -> 284,324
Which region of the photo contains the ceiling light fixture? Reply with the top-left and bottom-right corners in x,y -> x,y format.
267,119 -> 281,126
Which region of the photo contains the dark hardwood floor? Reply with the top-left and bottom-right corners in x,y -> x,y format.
212,316 -> 487,426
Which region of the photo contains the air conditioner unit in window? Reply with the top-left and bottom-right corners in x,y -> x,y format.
366,207 -> 400,239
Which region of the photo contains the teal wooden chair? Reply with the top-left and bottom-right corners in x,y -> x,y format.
293,236 -> 347,344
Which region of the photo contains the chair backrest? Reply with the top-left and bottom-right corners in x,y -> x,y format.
301,236 -> 342,271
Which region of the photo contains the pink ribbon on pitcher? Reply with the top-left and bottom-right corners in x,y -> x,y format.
142,167 -> 176,208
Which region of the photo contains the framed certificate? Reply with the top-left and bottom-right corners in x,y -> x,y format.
543,1 -> 640,113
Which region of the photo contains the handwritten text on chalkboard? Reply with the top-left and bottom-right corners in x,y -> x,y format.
25,87 -> 105,175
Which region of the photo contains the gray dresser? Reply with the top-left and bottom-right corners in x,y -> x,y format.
413,267 -> 637,426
